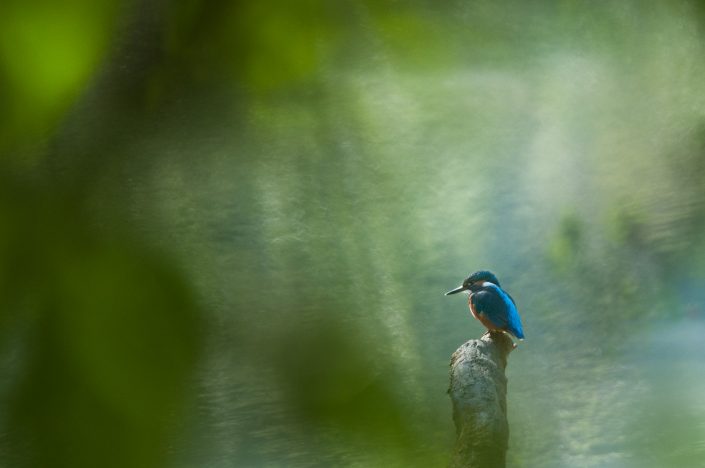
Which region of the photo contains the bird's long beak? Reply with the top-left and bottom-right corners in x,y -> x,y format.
445,285 -> 466,295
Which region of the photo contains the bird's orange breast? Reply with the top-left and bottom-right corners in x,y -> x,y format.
467,295 -> 480,320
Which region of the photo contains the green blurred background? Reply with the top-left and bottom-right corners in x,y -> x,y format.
2,0 -> 705,467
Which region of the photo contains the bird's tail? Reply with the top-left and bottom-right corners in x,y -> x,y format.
509,321 -> 525,340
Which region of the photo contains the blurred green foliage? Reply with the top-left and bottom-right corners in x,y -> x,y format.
162,0 -> 337,93
1,0 -> 705,467
0,0 -> 121,157
0,177 -> 201,468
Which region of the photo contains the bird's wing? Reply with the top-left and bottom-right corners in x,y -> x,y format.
471,290 -> 509,329
473,285 -> 525,339
503,291 -> 524,338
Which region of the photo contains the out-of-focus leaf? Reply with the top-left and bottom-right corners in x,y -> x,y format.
161,0 -> 338,94
0,181 -> 202,468
0,0 -> 120,156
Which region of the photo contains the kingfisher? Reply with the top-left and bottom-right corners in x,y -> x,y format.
445,270 -> 525,341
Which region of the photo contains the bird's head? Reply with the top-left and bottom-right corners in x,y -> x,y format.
445,270 -> 500,295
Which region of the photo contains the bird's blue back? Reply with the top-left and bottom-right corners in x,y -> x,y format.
472,283 -> 525,339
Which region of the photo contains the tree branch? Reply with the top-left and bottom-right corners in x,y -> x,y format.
448,331 -> 515,468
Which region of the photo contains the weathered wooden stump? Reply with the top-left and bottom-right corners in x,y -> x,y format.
448,331 -> 515,468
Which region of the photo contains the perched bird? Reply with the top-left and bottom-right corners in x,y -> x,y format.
446,270 -> 524,341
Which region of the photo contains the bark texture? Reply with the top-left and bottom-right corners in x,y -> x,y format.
448,331 -> 514,468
